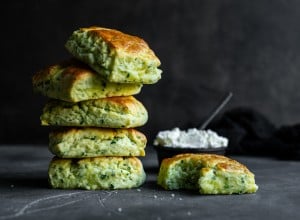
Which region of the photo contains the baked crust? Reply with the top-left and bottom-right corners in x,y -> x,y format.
40,96 -> 148,128
158,153 -> 258,194
49,127 -> 147,157
82,27 -> 160,63
65,26 -> 162,84
32,59 -> 142,102
169,154 -> 251,174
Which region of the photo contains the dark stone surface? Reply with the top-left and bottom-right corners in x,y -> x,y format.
1,146 -> 300,220
1,0 -> 300,144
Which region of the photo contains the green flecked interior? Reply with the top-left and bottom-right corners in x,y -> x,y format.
49,129 -> 146,158
158,159 -> 258,194
48,157 -> 146,190
40,99 -> 148,128
65,29 -> 162,84
158,159 -> 203,190
65,30 -> 113,76
71,76 -> 142,102
198,168 -> 258,194
33,65 -> 142,102
33,66 -> 72,100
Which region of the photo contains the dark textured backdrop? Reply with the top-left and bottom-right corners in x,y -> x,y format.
1,0 -> 300,144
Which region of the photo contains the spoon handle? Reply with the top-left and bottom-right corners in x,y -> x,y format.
199,92 -> 233,130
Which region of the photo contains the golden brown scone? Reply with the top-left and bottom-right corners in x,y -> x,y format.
65,26 -> 162,84
32,59 -> 142,102
158,153 -> 258,194
40,96 -> 148,128
49,127 -> 147,158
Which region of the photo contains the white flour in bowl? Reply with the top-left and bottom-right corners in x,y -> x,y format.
153,127 -> 228,149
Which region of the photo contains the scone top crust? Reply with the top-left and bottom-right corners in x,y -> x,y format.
81,26 -> 160,65
44,95 -> 145,114
33,59 -> 143,102
65,26 -> 162,84
96,95 -> 144,113
41,95 -> 148,128
163,153 -> 253,175
32,59 -> 96,84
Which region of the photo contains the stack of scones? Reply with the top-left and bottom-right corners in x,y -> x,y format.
32,27 -> 162,190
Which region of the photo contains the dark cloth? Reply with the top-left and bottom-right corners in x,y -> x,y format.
209,107 -> 300,160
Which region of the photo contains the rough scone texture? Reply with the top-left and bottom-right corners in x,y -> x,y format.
32,59 -> 142,102
40,96 -> 148,128
48,156 -> 146,190
157,153 -> 258,194
49,127 -> 147,158
65,26 -> 162,84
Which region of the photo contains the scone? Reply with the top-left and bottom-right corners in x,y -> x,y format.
65,26 -> 162,84
49,127 -> 147,158
48,156 -> 146,190
32,59 -> 142,102
157,153 -> 258,194
40,96 -> 148,128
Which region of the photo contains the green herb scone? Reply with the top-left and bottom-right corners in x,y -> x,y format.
40,96 -> 148,128
157,153 -> 258,194
49,127 -> 147,158
32,59 -> 142,102
48,156 -> 146,190
65,26 -> 162,84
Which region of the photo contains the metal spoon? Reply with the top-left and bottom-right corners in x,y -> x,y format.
199,92 -> 233,130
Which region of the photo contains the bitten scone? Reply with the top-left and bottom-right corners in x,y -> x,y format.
40,96 -> 148,128
65,26 -> 162,84
32,59 -> 142,102
48,156 -> 146,190
49,127 -> 147,158
157,153 -> 258,194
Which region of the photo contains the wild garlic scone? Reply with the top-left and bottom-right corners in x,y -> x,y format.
32,59 -> 142,102
65,27 -> 162,84
48,156 -> 146,190
40,96 -> 148,128
157,153 -> 258,194
49,127 -> 147,158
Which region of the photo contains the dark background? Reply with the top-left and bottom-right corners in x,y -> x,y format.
1,0 -> 300,145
